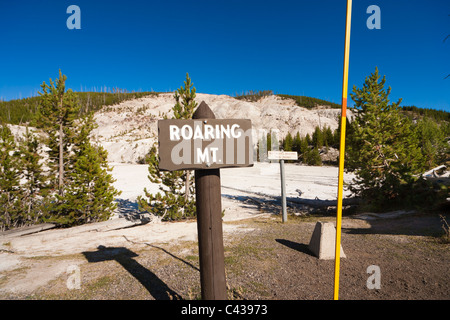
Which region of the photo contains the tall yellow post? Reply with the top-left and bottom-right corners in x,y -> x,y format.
334,0 -> 352,301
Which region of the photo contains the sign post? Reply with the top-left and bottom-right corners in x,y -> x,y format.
192,102 -> 226,300
268,150 -> 298,223
158,101 -> 253,300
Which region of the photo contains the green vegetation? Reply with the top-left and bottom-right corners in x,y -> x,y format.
278,124 -> 339,166
0,123 -> 27,230
277,94 -> 341,109
401,105 -> 450,123
346,67 -> 449,211
0,122 -> 54,231
0,71 -> 120,230
233,89 -> 341,109
0,90 -> 157,126
1,70 -> 448,225
273,68 -> 449,213
57,113 -> 120,225
234,90 -> 274,102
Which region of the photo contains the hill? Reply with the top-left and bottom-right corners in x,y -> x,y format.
90,93 -> 346,163
3,91 -> 449,164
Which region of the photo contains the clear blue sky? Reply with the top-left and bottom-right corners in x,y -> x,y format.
0,0 -> 449,111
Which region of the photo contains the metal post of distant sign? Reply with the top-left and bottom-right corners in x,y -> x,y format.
280,159 -> 287,223
268,151 -> 297,223
334,0 -> 352,301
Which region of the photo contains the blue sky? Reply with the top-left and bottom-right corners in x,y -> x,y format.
0,0 -> 449,111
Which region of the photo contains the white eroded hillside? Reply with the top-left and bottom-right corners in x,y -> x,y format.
91,93 -> 345,163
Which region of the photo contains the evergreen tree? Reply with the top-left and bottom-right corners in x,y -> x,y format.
38,71 -> 120,227
293,132 -> 302,153
324,126 -> 334,148
298,137 -> 309,163
305,133 -> 312,146
38,70 -> 80,196
312,126 -> 324,148
138,74 -> 197,221
139,142 -> 196,221
18,127 -> 50,224
56,113 -> 121,226
347,67 -> 424,209
173,73 -> 198,203
0,123 -> 23,230
173,73 -> 197,120
333,126 -> 340,148
414,117 -> 448,170
283,132 -> 293,151
304,146 -> 322,166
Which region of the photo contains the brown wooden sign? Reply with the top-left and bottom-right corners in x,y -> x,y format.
158,101 -> 252,299
158,118 -> 253,171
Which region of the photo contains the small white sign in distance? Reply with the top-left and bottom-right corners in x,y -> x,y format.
267,151 -> 298,160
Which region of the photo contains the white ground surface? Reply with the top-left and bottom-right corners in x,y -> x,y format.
111,162 -> 353,203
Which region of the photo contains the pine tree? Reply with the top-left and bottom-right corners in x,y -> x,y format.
324,126 -> 334,148
38,70 -> 80,196
292,132 -> 302,153
173,73 -> 198,203
333,126 -> 340,148
18,127 -> 50,224
141,147 -> 188,217
55,113 -> 121,226
312,126 -> 324,148
305,147 -> 322,166
283,132 -> 293,151
0,123 -> 23,230
347,67 -> 424,209
305,133 -> 312,146
414,117 -> 448,170
173,73 -> 197,120
298,136 -> 309,163
39,71 -> 120,227
138,74 -> 197,221
139,143 -> 196,220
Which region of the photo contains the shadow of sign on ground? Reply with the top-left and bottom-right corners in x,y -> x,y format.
82,245 -> 182,300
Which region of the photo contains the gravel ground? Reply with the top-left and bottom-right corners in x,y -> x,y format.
2,211 -> 448,301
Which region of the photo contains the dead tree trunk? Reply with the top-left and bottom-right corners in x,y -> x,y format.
58,96 -> 64,197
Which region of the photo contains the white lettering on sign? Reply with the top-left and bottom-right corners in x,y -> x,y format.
196,147 -> 219,164
181,125 -> 193,140
159,118 -> 253,171
169,124 -> 242,141
170,125 -> 180,141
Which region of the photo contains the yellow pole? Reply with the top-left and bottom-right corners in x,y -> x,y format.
334,0 -> 352,301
